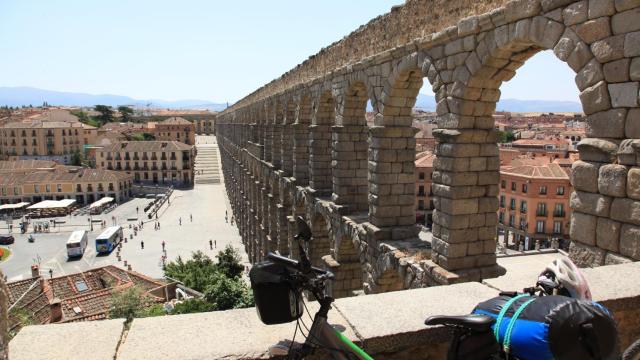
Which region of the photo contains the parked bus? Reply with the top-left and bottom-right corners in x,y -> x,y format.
66,230 -> 88,259
95,226 -> 123,254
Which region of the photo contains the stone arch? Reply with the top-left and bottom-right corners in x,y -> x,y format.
280,95 -> 296,176
324,234 -> 365,298
331,79 -> 370,213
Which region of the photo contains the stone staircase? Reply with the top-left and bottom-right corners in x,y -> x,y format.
194,140 -> 221,185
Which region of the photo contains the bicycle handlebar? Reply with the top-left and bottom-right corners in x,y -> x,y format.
266,252 -> 334,278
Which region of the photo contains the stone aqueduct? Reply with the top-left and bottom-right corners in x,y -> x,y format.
216,0 -> 640,297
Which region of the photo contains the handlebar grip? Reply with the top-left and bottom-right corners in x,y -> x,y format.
266,252 -> 332,277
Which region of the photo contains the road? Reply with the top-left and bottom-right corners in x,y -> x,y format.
0,135 -> 248,281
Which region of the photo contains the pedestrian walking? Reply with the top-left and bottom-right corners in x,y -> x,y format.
209,239 -> 213,250
158,222 -> 161,230
156,213 -> 158,220
225,215 -> 228,223
190,214 -> 193,222
49,269 -> 53,279
179,217 -> 182,226
162,241 -> 165,251
136,206 -> 139,213
214,239 -> 217,248
141,240 -> 144,249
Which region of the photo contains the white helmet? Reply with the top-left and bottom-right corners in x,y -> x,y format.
538,256 -> 592,300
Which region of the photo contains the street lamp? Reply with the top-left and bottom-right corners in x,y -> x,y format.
88,215 -> 93,231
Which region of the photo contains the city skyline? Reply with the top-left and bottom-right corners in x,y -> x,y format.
1,1 -> 579,104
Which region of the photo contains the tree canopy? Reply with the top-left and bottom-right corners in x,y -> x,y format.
94,105 -> 114,125
118,106 -> 134,122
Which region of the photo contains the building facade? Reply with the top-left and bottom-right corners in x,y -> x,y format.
0,162 -> 133,205
0,121 -> 97,163
415,152 -> 435,227
498,161 -> 572,251
153,117 -> 196,145
96,141 -> 194,186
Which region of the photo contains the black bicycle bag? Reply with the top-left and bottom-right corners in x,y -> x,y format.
249,261 -> 303,325
473,294 -> 618,360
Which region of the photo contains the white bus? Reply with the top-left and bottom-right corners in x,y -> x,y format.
66,230 -> 88,259
95,226 -> 123,254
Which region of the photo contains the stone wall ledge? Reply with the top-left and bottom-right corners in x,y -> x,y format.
9,257 -> 640,360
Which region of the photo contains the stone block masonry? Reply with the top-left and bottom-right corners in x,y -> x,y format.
212,0 -> 640,297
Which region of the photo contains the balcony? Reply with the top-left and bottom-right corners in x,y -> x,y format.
182,164 -> 190,170
554,211 -> 565,217
536,210 -> 547,217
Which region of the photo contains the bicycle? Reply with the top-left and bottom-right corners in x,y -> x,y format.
250,216 -> 373,359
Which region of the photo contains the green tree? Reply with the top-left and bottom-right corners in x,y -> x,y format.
203,272 -> 254,310
172,299 -> 217,314
70,149 -> 83,166
118,106 -> 134,122
215,245 -> 244,279
94,105 -> 114,125
496,130 -> 516,143
108,286 -> 153,321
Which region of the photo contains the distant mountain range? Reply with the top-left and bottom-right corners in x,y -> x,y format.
0,87 -> 228,111
413,93 -> 582,113
0,86 -> 582,113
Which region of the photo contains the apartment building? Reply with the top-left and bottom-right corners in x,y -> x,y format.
153,117 -> 196,145
0,121 -> 97,163
0,161 -> 133,205
193,117 -> 215,135
415,152 -> 435,227
497,159 -> 572,251
96,141 -> 194,186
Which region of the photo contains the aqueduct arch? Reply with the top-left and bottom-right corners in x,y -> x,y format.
216,0 -> 640,294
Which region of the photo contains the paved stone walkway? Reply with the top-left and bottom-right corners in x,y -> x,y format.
194,136 -> 220,185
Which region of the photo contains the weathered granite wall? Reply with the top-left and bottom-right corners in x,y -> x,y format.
8,257 -> 640,360
217,0 -> 640,295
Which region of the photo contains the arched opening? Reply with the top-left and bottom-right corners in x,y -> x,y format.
309,91 -> 335,196
271,98 -> 284,169
281,97 -> 296,177
325,235 -> 364,298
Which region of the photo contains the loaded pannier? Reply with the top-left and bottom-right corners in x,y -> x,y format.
249,261 -> 303,325
473,294 -> 618,360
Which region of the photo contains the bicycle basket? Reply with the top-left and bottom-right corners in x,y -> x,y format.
249,261 -> 303,325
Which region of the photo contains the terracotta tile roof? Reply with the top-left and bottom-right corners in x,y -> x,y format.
159,117 -> 192,125
6,265 -> 168,328
415,152 -> 435,168
99,141 -> 192,152
2,121 -> 85,129
512,138 -> 569,146
500,162 -> 569,180
0,160 -> 57,173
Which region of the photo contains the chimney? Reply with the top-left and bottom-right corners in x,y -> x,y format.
49,298 -> 63,322
31,264 -> 40,278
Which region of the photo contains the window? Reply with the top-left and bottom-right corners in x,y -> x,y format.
45,184 -> 51,193
34,185 -> 40,193
536,220 -> 545,233
511,182 -> 516,191
537,203 -> 547,216
418,200 -> 425,210
520,218 -> 527,230
76,184 -> 82,192
510,198 -> 516,210
539,186 -> 547,195
520,200 -> 527,214
509,215 -> 515,227
419,172 -> 425,180
554,203 -> 564,217
553,221 -> 562,234
556,186 -> 565,195
499,212 -> 504,224
522,183 -> 528,193
418,185 -> 425,196
499,195 -> 505,208
57,184 -> 62,192
501,180 -> 506,189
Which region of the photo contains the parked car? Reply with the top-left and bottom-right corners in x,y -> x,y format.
0,235 -> 15,245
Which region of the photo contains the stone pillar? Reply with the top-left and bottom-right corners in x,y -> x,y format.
429,127 -> 504,283
271,124 -> 282,169
292,123 -> 309,185
1,269 -> 8,360
281,126 -> 294,177
308,124 -> 332,195
331,125 -> 369,213
263,124 -> 272,162
368,126 -> 417,228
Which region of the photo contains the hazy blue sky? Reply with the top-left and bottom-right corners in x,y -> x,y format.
0,1 -> 579,103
